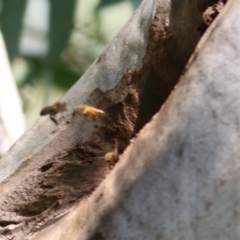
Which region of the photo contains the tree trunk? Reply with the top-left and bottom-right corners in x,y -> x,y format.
0,0 -> 232,239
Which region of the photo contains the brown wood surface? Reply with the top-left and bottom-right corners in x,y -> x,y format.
0,0 -> 232,239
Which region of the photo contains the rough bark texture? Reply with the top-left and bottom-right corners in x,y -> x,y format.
30,0 -> 240,239
0,0 -> 213,239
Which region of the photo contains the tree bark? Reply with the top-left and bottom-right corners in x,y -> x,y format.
0,0 -> 216,239
31,0 -> 240,239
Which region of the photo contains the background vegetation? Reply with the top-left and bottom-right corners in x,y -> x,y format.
0,0 -> 141,127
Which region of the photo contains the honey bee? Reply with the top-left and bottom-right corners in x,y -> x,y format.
40,102 -> 67,116
74,105 -> 105,119
104,151 -> 118,169
40,102 -> 67,126
104,141 -> 119,169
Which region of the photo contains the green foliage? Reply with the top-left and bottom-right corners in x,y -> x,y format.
53,62 -> 81,90
1,0 -> 27,61
46,0 -> 76,69
97,0 -> 125,9
129,0 -> 142,10
0,0 -> 135,126
97,0 -> 142,11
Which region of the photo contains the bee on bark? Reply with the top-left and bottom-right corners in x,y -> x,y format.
104,151 -> 118,169
104,141 -> 119,169
40,102 -> 67,126
74,105 -> 105,120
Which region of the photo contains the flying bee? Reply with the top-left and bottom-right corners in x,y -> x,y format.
40,102 -> 67,126
74,105 -> 105,120
40,102 -> 67,116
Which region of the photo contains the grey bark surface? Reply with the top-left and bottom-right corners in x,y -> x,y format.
31,0 -> 240,239
0,0 -> 208,239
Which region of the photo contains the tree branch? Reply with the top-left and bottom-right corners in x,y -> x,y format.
0,0 -> 205,238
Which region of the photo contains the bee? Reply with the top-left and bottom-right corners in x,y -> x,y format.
40,102 -> 67,126
74,105 -> 105,119
104,151 -> 118,169
104,141 -> 119,169
40,102 -> 67,116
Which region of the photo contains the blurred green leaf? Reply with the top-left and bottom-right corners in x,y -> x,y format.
18,58 -> 42,87
1,0 -> 27,61
129,0 -> 142,10
96,0 -> 125,10
45,0 -> 77,69
53,61 -> 80,90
